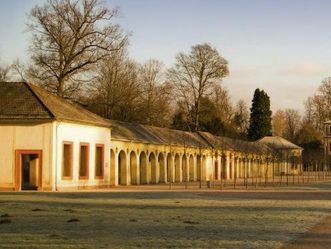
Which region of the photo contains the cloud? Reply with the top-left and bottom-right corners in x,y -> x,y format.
280,61 -> 327,76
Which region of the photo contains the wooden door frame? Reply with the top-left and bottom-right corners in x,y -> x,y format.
15,150 -> 43,191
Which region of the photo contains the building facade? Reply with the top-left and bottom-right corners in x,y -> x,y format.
0,82 -> 303,191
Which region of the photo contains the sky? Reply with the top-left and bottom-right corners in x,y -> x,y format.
1,0 -> 331,114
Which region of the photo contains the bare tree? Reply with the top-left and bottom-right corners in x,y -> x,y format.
304,77 -> 331,132
136,59 -> 173,126
0,58 -> 11,81
272,110 -> 286,137
304,97 -> 314,124
138,59 -> 167,125
88,49 -> 140,121
11,59 -> 27,82
167,43 -> 229,131
212,84 -> 233,124
233,99 -> 249,134
27,0 -> 127,97
318,77 -> 331,118
284,108 -> 301,141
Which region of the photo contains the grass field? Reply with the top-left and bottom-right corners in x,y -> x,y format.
0,182 -> 331,249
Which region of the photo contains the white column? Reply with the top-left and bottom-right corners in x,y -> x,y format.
193,155 -> 197,181
236,157 -> 240,178
240,158 -> 243,178
171,154 -> 175,182
248,158 -> 251,178
179,155 -> 183,182
226,153 -> 230,179
155,157 -> 160,184
162,154 -> 167,184
114,152 -> 119,186
136,156 -> 140,185
217,156 -> 221,180
185,155 -> 189,182
125,153 -> 130,185
230,154 -> 234,179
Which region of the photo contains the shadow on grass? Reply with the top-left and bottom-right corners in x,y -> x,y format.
1,189 -> 331,201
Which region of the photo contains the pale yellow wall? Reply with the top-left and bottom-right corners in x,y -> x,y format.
0,120 -> 301,191
0,122 -> 53,190
110,139 -> 217,185
55,122 -> 111,190
110,139 -> 293,184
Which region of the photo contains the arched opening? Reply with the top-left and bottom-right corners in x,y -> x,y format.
189,155 -> 195,181
167,153 -> 173,182
239,158 -> 243,178
201,155 -> 206,181
182,154 -> 187,182
130,151 -> 138,185
175,153 -> 181,182
230,156 -> 234,179
158,153 -> 166,183
197,155 -> 201,181
243,158 -> 247,178
150,152 -> 157,183
139,151 -> 147,184
110,149 -> 115,185
118,150 -> 127,185
222,154 -> 226,179
214,160 -> 219,180
234,157 -> 238,179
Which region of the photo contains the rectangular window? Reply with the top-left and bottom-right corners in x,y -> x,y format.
329,126 -> 331,134
79,143 -> 89,179
62,142 -> 73,179
95,144 -> 104,178
329,142 -> 331,152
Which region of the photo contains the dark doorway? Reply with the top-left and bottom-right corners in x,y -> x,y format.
21,154 -> 39,190
15,150 -> 42,191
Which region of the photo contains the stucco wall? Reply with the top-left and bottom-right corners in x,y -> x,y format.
0,122 -> 53,190
110,139 -> 215,185
0,120 -> 301,191
54,122 -> 111,190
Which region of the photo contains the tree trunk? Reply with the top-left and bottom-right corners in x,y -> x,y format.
57,78 -> 64,97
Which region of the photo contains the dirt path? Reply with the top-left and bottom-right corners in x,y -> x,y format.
282,215 -> 331,249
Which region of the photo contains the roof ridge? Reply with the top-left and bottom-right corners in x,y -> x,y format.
24,83 -> 55,119
196,131 -> 215,149
26,83 -> 110,127
28,83 -> 101,119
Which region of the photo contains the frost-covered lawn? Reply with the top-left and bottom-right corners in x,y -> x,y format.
0,182 -> 331,249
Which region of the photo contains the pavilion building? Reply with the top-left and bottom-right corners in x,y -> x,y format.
0,82 -> 303,191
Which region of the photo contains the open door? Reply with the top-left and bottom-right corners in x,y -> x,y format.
15,150 -> 42,191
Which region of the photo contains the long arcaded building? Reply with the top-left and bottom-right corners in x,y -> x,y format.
0,82 -> 303,191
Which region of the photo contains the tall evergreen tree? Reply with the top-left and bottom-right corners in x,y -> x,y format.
248,88 -> 272,140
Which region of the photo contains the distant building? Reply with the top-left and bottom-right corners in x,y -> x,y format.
257,136 -> 303,175
0,82 -> 303,191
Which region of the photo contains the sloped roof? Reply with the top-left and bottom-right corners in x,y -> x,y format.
110,120 -> 211,148
110,120 -> 164,144
111,121 -> 273,154
257,136 -> 303,151
198,132 -> 272,154
0,82 -> 53,120
198,132 -> 233,151
0,82 -> 110,127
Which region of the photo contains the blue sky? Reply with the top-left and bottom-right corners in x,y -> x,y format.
1,0 -> 331,113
